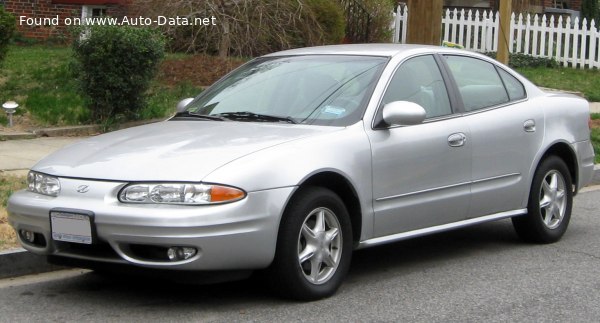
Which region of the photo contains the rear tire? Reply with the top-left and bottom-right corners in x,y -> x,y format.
512,156 -> 573,243
268,187 -> 352,300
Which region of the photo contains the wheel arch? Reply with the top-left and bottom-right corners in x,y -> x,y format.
535,141 -> 579,193
293,171 -> 363,244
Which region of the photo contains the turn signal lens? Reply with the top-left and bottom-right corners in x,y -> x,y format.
210,185 -> 246,202
119,183 -> 245,205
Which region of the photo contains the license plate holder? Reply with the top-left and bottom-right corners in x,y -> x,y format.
50,210 -> 94,245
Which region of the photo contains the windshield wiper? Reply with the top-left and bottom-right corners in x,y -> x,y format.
214,111 -> 297,124
172,111 -> 226,121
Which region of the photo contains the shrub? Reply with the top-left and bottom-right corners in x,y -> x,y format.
484,52 -> 558,68
72,25 -> 165,122
581,0 -> 599,27
362,0 -> 395,42
0,7 -> 16,66
307,0 -> 345,44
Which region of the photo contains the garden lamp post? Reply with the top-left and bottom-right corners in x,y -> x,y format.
2,101 -> 19,127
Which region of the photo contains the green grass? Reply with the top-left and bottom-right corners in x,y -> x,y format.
0,45 -> 202,127
0,45 -> 87,126
143,81 -> 202,120
516,67 -> 600,102
591,128 -> 600,164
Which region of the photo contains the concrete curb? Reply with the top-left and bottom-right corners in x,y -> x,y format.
0,118 -> 164,141
0,248 -> 64,280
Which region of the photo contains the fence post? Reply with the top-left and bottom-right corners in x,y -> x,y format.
509,12 -> 515,53
556,16 -> 564,65
580,18 -> 588,69
590,19 -> 598,68
465,10 -> 473,49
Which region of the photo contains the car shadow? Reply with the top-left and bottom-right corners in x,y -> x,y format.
348,218 -> 521,280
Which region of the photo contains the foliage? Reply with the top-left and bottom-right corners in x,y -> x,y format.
0,7 -> 16,66
307,0 -> 345,44
72,25 -> 165,122
507,53 -> 558,68
590,128 -> 600,164
0,45 -> 225,128
362,0 -> 395,42
581,0 -> 599,27
133,0 -> 344,57
484,52 -> 558,68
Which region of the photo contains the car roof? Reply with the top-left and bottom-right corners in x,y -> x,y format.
263,43 -> 463,58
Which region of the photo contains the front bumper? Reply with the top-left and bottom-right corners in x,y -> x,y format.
8,177 -> 294,271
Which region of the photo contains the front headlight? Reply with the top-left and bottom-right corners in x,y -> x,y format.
118,183 -> 246,205
27,171 -> 61,197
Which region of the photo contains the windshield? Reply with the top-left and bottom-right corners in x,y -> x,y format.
182,55 -> 388,126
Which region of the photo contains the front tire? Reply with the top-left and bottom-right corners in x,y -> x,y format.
512,156 -> 573,243
269,187 -> 352,300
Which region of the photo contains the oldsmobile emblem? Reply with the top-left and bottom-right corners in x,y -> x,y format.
76,185 -> 90,193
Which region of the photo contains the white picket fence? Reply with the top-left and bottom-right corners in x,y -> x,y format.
392,6 -> 600,69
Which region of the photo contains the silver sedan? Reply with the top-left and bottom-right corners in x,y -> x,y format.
8,44 -> 595,300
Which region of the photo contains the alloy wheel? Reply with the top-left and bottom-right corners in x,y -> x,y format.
297,207 -> 342,285
538,170 -> 567,230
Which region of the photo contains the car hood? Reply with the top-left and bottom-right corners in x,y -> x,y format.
33,121 -> 339,182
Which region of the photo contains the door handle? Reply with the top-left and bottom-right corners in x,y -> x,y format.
448,133 -> 467,147
524,119 -> 536,132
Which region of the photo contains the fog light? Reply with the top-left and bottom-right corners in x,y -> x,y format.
167,247 -> 197,261
20,230 -> 35,243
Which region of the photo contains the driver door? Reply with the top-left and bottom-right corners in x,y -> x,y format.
367,54 -> 472,237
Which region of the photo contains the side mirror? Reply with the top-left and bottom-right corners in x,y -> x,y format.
176,98 -> 195,113
382,101 -> 426,126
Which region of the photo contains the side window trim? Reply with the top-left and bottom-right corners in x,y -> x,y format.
434,53 -> 466,113
493,65 -> 513,101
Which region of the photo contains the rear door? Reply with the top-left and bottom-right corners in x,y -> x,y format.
442,55 -> 544,217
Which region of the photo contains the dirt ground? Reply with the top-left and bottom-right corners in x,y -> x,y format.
0,173 -> 24,250
0,112 -> 39,134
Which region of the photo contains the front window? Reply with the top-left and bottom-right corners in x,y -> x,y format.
382,55 -> 452,119
183,55 -> 388,126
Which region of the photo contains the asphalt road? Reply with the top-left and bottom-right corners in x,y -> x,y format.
1,189 -> 599,322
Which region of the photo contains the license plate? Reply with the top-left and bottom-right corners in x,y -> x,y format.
51,211 -> 93,244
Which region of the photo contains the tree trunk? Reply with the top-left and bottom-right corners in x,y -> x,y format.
406,0 -> 443,45
219,20 -> 230,57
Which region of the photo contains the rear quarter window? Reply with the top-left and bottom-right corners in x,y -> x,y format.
497,68 -> 526,101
